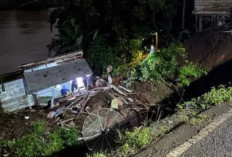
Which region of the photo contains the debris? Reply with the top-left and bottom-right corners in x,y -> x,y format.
47,82 -> 152,129
119,85 -> 133,93
110,85 -> 127,96
24,116 -> 29,120
95,77 -> 103,87
111,98 -> 123,109
128,98 -> 134,102
47,109 -> 63,119
66,121 -> 76,128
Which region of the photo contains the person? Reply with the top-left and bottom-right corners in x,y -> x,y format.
95,76 -> 103,87
150,45 -> 155,54
60,86 -> 70,96
106,65 -> 113,85
83,75 -> 93,90
71,79 -> 78,92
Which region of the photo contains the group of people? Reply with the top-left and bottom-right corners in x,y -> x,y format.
60,75 -> 93,96
60,65 -> 114,97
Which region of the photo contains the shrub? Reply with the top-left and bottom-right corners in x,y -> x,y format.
86,36 -> 121,73
30,121 -> 46,135
138,42 -> 185,83
179,113 -> 209,126
115,38 -> 143,76
177,63 -> 207,86
0,137 -> 5,155
12,133 -> 45,157
4,121 -> 80,157
119,127 -> 151,156
88,152 -> 107,157
177,85 -> 232,112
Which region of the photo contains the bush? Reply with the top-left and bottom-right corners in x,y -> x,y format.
177,63 -> 207,86
115,38 -> 143,76
88,152 -> 107,157
3,121 -> 80,157
119,127 -> 151,156
137,42 -> 185,83
86,36 -> 121,73
0,137 -> 5,155
30,120 -> 46,135
177,85 -> 232,112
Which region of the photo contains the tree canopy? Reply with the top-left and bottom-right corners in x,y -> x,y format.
49,0 -> 183,55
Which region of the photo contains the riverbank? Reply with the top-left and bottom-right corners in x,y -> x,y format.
0,0 -> 63,10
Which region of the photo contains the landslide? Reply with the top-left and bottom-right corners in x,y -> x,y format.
185,31 -> 232,69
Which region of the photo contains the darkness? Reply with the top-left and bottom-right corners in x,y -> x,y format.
184,58 -> 232,100
159,58 -> 232,111
52,144 -> 89,157
1,0 -> 231,156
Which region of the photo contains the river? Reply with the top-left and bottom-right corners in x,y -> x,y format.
0,9 -> 57,74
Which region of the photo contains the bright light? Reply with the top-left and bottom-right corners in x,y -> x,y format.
56,85 -> 62,90
76,77 -> 85,88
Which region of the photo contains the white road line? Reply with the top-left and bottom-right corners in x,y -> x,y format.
166,108 -> 232,157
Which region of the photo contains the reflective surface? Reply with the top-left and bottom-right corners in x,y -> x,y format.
0,9 -> 57,74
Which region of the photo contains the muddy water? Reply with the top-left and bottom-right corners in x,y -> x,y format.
0,9 -> 57,74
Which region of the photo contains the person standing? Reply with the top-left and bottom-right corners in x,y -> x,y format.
71,79 -> 78,92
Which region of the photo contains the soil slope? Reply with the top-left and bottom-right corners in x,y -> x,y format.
185,31 -> 232,69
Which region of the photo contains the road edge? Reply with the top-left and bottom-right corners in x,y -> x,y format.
166,106 -> 232,157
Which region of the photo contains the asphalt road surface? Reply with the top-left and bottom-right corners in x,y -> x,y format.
181,115 -> 232,157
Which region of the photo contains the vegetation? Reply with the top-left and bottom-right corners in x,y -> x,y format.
48,0 -> 187,74
177,63 -> 207,86
177,85 -> 232,125
121,43 -> 207,87
118,127 -> 151,156
0,121 -> 80,157
87,152 -> 107,157
179,113 -> 209,126
88,123 -> 171,157
177,85 -> 232,112
138,42 -> 185,83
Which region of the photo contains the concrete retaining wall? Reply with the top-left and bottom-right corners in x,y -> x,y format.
0,79 -> 35,112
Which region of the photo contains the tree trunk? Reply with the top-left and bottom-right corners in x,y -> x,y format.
182,0 -> 186,30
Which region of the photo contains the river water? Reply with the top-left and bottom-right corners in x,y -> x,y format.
0,9 -> 57,74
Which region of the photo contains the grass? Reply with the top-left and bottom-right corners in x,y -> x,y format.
177,85 -> 232,112
177,85 -> 232,126
87,152 -> 107,157
0,121 -> 81,157
178,113 -> 209,126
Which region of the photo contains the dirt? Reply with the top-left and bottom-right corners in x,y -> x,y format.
0,109 -> 57,140
185,31 -> 232,69
132,82 -> 174,104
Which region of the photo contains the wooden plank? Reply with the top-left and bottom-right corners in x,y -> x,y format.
193,11 -> 230,15
20,51 -> 83,69
194,0 -> 232,13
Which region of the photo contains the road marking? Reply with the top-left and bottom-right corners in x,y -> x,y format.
166,108 -> 232,157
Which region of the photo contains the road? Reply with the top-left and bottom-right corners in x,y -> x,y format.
181,115 -> 232,157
